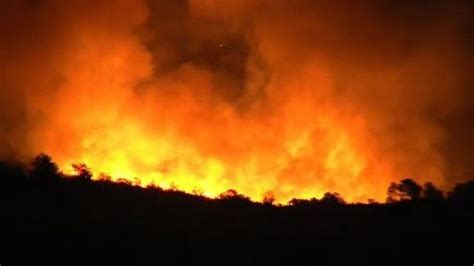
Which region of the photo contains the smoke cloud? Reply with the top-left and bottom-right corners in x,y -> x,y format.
1,0 -> 472,202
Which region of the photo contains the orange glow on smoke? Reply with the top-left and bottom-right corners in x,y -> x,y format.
3,0 -> 469,203
39,54 -> 391,203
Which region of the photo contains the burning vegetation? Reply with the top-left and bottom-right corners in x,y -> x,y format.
0,0 -> 472,203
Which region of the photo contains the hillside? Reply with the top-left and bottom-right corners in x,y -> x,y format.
1,157 -> 473,265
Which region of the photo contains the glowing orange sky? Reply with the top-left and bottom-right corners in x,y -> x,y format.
0,0 -> 472,203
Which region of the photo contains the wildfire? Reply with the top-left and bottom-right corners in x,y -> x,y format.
2,0 -> 471,204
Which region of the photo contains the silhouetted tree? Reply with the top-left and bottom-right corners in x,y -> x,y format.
72,163 -> 92,181
288,197 -> 321,207
448,180 -> 474,207
422,182 -> 444,200
146,182 -> 164,192
321,192 -> 346,205
263,191 -> 275,205
218,189 -> 250,202
133,177 -> 142,186
28,153 -> 59,182
387,178 -> 422,202
97,172 -> 112,181
192,188 -> 204,196
116,178 -> 133,186
288,198 -> 309,206
168,182 -> 178,191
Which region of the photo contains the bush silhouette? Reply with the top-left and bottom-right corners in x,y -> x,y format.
321,192 -> 346,205
288,198 -> 312,207
72,163 -> 93,181
263,191 -> 276,205
422,182 -> 444,200
28,153 -> 59,182
387,178 -> 422,202
448,180 -> 474,207
218,189 -> 251,203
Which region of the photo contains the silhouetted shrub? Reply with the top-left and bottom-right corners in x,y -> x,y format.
133,177 -> 141,186
387,178 -> 422,202
97,173 -> 112,181
167,182 -> 178,191
191,188 -> 204,196
146,183 -> 164,192
72,163 -> 93,181
218,189 -> 251,202
288,197 -> 331,207
263,191 -> 276,205
116,178 -> 133,186
448,180 -> 474,206
288,198 -> 311,207
321,192 -> 346,205
422,182 -> 444,200
28,153 -> 60,182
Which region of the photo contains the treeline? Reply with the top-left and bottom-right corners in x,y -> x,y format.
1,153 -> 474,265
1,153 -> 473,207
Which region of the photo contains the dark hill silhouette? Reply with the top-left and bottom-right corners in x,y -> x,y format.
0,154 -> 473,265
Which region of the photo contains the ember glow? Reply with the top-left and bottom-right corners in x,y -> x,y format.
1,0 -> 472,203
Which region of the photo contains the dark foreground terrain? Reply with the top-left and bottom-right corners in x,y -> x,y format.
1,156 -> 473,266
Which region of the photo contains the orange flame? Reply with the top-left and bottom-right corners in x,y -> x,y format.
2,0 -> 470,203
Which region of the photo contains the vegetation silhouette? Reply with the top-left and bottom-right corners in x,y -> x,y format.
0,153 -> 473,265
321,192 -> 346,205
386,178 -> 422,202
448,180 -> 474,209
423,182 -> 444,200
71,163 -> 93,181
28,153 -> 60,183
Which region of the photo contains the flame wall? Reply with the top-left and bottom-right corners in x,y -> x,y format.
1,0 -> 472,202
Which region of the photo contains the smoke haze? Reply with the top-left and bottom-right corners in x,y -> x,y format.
1,0 -> 472,202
